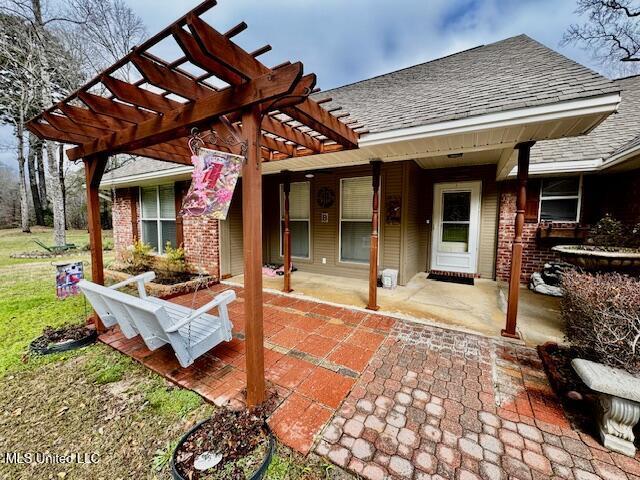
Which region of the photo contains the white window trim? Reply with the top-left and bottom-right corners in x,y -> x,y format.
278,181 -> 311,260
338,176 -> 378,265
139,184 -> 176,255
538,175 -> 583,223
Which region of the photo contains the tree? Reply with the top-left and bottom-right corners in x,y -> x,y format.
0,14 -> 43,233
0,0 -> 145,243
564,0 -> 640,75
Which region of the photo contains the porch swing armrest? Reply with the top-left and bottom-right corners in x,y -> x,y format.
109,271 -> 156,298
165,290 -> 236,333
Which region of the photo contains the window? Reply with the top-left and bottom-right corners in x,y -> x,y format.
140,185 -> 177,254
539,177 -> 581,222
340,176 -> 372,263
280,181 -> 310,258
441,191 -> 471,252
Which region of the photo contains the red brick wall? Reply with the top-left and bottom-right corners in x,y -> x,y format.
112,187 -> 220,278
496,182 -> 564,283
113,188 -> 137,261
183,216 -> 220,277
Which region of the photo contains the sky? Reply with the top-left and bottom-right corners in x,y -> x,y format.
0,0 -> 619,171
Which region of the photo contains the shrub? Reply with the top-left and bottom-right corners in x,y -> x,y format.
562,270 -> 640,375
122,240 -> 153,272
588,214 -> 640,249
160,243 -> 186,274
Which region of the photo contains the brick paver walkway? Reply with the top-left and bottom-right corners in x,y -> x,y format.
315,321 -> 640,479
99,284 -> 394,454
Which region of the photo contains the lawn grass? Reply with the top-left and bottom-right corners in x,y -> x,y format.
0,227 -> 114,377
0,227 -> 351,479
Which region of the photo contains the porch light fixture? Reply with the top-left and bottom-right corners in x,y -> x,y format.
305,173 -> 315,178
447,153 -> 463,158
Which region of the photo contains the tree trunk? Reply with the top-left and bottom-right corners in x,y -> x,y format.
27,133 -> 44,225
16,124 -> 30,233
32,0 -> 64,245
58,144 -> 67,229
45,141 -> 66,246
36,143 -> 47,210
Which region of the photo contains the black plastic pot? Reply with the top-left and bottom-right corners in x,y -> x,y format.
171,420 -> 274,480
29,329 -> 98,355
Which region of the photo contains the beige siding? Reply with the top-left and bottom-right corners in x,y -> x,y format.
478,179 -> 498,279
222,162 -> 498,282
400,162 -> 428,285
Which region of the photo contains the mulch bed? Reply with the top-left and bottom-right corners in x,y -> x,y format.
173,394 -> 279,480
30,324 -> 96,354
120,266 -> 200,286
537,342 -> 599,433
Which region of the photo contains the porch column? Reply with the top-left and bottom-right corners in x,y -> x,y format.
502,141 -> 535,339
282,170 -> 293,293
367,160 -> 382,311
242,105 -> 266,407
84,155 -> 108,332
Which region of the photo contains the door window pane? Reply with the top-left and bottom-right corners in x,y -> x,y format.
441,224 -> 469,252
340,221 -> 371,263
280,182 -> 310,258
443,192 -> 471,221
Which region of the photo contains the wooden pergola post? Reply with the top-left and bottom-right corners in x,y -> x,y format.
282,170 -> 293,293
502,141 -> 535,339
84,155 -> 108,332
367,160 -> 382,311
242,105 -> 266,407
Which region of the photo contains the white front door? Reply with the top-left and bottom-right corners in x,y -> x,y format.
431,181 -> 482,274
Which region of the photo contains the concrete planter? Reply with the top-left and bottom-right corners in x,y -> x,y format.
104,269 -> 216,298
552,245 -> 640,272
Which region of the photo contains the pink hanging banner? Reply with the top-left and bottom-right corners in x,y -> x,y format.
179,147 -> 243,219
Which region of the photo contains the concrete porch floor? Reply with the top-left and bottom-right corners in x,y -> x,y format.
225,272 -> 563,346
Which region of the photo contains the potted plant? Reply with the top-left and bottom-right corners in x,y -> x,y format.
30,324 -> 98,355
171,405 -> 274,480
552,215 -> 640,272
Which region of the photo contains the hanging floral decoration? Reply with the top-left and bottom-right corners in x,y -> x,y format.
179,147 -> 243,219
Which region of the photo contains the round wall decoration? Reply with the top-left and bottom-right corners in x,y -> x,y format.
316,186 -> 335,208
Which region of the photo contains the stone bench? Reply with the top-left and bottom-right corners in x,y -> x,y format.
572,358 -> 640,456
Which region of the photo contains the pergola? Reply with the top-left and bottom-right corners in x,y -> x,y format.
26,0 -> 361,406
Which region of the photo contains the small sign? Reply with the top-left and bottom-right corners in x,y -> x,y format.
55,261 -> 84,299
321,212 -> 329,223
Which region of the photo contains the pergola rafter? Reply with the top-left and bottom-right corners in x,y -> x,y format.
25,0 -> 362,408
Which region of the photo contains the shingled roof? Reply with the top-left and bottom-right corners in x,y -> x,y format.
532,75 -> 640,164
318,34 -> 618,134
103,34 -> 620,183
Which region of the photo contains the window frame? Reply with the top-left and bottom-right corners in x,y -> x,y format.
338,176 -> 376,265
538,175 -> 582,223
139,184 -> 177,255
278,181 -> 311,260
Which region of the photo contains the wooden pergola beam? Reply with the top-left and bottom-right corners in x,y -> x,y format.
79,91 -> 157,124
28,122 -> 92,144
43,112 -> 112,138
66,62 -> 303,161
187,14 -> 358,148
60,104 -> 133,130
102,76 -> 182,114
132,54 -> 216,101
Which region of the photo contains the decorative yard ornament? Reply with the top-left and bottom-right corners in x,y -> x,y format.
179,128 -> 245,219
54,261 -> 84,299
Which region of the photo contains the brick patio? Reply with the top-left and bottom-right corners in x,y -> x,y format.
99,283 -> 394,454
100,284 -> 640,479
315,321 -> 640,479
